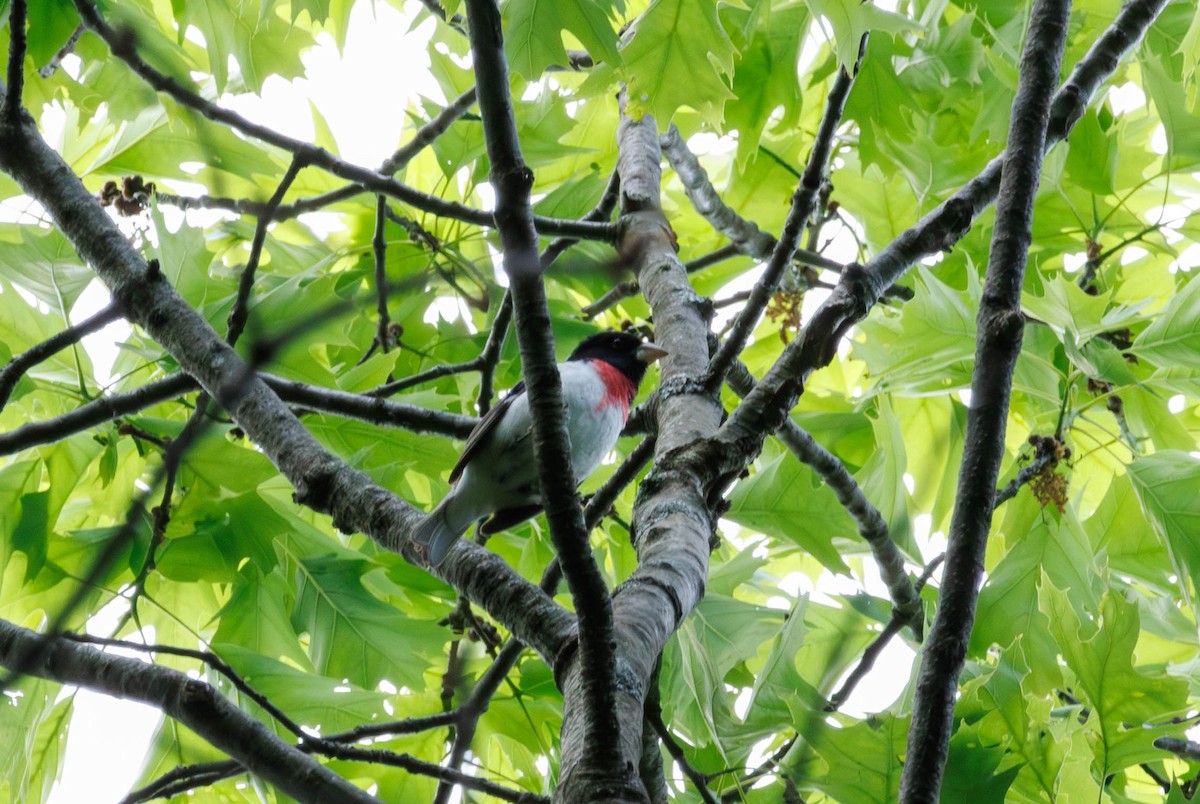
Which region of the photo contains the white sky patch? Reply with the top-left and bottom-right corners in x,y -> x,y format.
832,635 -> 916,716
1170,243 -> 1200,274
74,279 -> 133,388
1107,81 -> 1146,115
1151,124 -> 1169,155
1062,251 -> 1087,273
1121,245 -> 1149,265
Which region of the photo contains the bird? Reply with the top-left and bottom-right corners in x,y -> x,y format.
411,331 -> 667,566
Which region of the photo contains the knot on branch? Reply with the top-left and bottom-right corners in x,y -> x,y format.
552,629 -> 580,691
1048,83 -> 1085,138
925,196 -> 975,254
656,375 -> 712,403
498,163 -> 535,195
615,210 -> 677,260
984,307 -> 1026,343
176,676 -> 218,715
292,462 -> 340,518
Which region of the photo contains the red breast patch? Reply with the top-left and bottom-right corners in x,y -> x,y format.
593,360 -> 636,417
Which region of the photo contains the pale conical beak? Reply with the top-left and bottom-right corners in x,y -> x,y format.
637,342 -> 669,363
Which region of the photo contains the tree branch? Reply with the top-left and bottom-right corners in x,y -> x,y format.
0,76 -> 574,670
464,0 -> 623,781
724,358 -> 922,630
705,33 -> 867,389
0,620 -> 383,804
226,154 -> 308,347
71,0 -> 615,242
899,0 -> 1071,798
371,195 -> 392,361
554,110 -> 726,802
825,554 -> 944,711
4,0 -> 28,121
0,302 -> 124,411
0,370 -> 477,456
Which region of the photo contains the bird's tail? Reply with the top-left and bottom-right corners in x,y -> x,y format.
410,500 -> 468,567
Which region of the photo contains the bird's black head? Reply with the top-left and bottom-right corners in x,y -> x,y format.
568,331 -> 667,387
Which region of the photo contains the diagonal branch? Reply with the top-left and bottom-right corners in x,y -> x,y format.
0,621 -> 384,804
72,0 -> 613,241
0,79 -> 574,668
226,155 -> 308,347
716,0 -> 1168,480
725,358 -> 921,629
660,125 -> 843,274
0,301 -> 124,411
705,33 -> 868,389
899,0 -> 1072,798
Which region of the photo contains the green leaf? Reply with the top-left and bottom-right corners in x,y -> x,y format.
0,460 -> 41,575
214,646 -> 388,735
1132,275 -> 1200,370
808,713 -> 908,804
292,555 -> 447,689
0,227 -> 93,312
854,397 -> 917,559
1141,48 -> 1200,168
854,265 -> 979,395
1022,275 -> 1149,344
974,644 -> 1077,801
743,597 -> 824,733
1064,110 -> 1120,195
972,504 -> 1096,693
1042,583 -> 1188,777
1085,472 -> 1173,592
24,694 -> 70,804
805,0 -> 918,73
621,0 -> 737,128
726,453 -> 856,572
504,0 -> 621,79
1127,451 -> 1200,599
0,677 -> 60,804
213,566 -> 312,669
722,3 -> 808,165
167,0 -> 313,93
24,0 -> 80,65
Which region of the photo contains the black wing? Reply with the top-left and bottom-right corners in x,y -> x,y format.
448,381 -> 526,483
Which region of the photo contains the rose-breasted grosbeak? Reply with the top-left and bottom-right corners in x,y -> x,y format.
411,331 -> 667,566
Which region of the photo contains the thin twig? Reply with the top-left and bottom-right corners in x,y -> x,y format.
0,302 -> 124,411
73,0 -> 615,241
372,195 -> 392,358
706,34 -> 868,390
726,358 -> 922,629
825,554 -> 943,711
226,155 -> 308,347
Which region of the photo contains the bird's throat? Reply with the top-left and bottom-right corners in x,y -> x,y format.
592,360 -> 636,416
